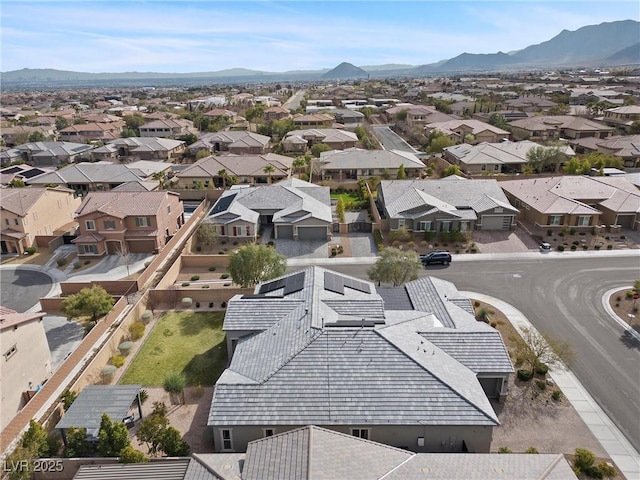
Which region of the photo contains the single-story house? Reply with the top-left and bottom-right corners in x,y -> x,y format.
319,148 -> 424,181
282,128 -> 358,153
204,178 -> 332,242
292,113 -> 334,128
377,178 -> 519,232
509,116 -> 615,141
500,175 -> 640,231
569,134 -> 640,168
188,131 -> 270,156
138,119 -> 196,139
59,122 -> 123,143
425,120 -> 510,144
0,126 -> 56,147
93,137 -> 186,162
0,141 -> 95,167
210,267 -> 513,453
601,105 -> 640,132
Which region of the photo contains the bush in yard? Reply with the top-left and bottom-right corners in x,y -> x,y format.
25,247 -> 37,255
190,275 -> 200,281
129,322 -> 145,341
181,297 -> 193,306
525,446 -> 539,454
594,462 -> 616,479
551,389 -> 563,401
221,273 -> 229,279
182,282 -> 190,287
100,365 -> 117,383
498,447 -> 512,453
557,245 -> 565,252
535,379 -> 547,390
141,310 -> 153,323
201,285 -> 210,288
573,448 -> 596,475
517,369 -> 533,381
208,266 -> 216,271
74,263 -> 81,269
56,257 -> 67,267
163,372 -> 187,405
625,290 -> 634,299
111,355 -> 125,368
535,363 -> 549,375
119,341 -> 134,356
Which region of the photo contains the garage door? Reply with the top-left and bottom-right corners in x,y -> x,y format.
276,225 -> 293,239
298,226 -> 327,240
479,377 -> 500,398
481,215 -> 511,230
127,240 -> 156,253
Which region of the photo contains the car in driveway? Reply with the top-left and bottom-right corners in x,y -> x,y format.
420,251 -> 452,266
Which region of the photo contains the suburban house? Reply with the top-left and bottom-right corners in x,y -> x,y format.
73,190 -> 184,255
292,113 -> 334,128
425,120 -> 510,144
0,164 -> 49,186
0,307 -> 52,431
0,141 -> 95,167
500,175 -> 640,231
138,118 -> 196,139
59,122 -> 123,143
509,116 -> 615,141
332,108 -> 365,128
175,153 -> 292,188
27,163 -> 150,195
601,105 -> 640,132
210,267 -> 513,453
377,178 -> 519,232
0,125 -> 56,146
188,131 -> 271,156
386,105 -> 457,127
319,148 -> 425,181
443,140 -> 575,174
569,134 -> 640,167
92,137 -> 186,162
282,128 -> 358,154
204,178 -> 332,242
263,106 -> 291,121
1,187 -> 80,254
504,97 -> 558,112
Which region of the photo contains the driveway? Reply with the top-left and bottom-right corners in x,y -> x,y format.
371,125 -> 419,153
472,230 -> 540,253
0,266 -> 54,312
275,239 -> 328,259
44,315 -> 84,371
345,233 -> 378,257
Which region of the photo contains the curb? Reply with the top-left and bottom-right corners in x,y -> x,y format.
602,286 -> 640,343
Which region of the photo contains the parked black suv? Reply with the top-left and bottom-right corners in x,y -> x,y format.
420,251 -> 452,266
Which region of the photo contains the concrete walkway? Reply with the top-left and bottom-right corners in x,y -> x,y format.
465,291 -> 640,480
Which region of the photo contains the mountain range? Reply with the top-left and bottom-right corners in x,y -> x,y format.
2,19 -> 638,87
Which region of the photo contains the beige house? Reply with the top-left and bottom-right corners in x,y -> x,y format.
602,106 -> 640,132
509,116 -> 615,141
59,122 -> 124,143
292,113 -> 334,128
282,128 -> 358,154
0,307 -> 51,430
73,191 -> 184,256
138,119 -> 196,139
263,106 -> 291,121
425,120 -> 510,144
1,187 -> 80,254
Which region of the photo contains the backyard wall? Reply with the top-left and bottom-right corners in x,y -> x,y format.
148,286 -> 250,310
60,281 -> 137,296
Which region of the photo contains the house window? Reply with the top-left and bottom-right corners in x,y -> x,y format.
85,220 -> 96,230
481,164 -> 486,171
460,221 -> 469,232
14,218 -> 19,226
220,225 -> 226,236
418,221 -> 433,231
441,221 -> 452,232
4,219 -> 8,226
167,205 -> 171,214
351,428 -> 369,440
220,429 -> 233,451
549,215 -> 562,225
494,164 -> 500,171
79,244 -> 98,254
578,216 -> 590,226
246,226 -> 251,236
103,220 -> 116,230
135,217 -> 151,227
58,199 -> 63,208
4,344 -> 17,361
397,219 -> 405,229
263,428 -> 276,438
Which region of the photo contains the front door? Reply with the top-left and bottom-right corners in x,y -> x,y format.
0,240 -> 7,253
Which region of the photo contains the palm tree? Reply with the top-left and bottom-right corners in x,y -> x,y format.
151,171 -> 167,189
263,164 -> 275,184
292,156 -> 306,179
217,169 -> 228,189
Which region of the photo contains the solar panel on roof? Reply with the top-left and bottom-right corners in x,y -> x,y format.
258,278 -> 285,294
344,278 -> 371,294
324,271 -> 344,295
209,193 -> 237,215
21,168 -> 45,179
1,166 -> 22,174
283,271 -> 305,295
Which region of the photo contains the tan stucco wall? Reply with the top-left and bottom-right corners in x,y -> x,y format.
0,318 -> 52,430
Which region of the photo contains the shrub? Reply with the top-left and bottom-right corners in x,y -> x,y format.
392,240 -> 401,247
594,245 -> 601,250
525,446 -> 539,454
181,282 -> 190,287
626,290 -> 634,299
221,273 -> 229,279
557,245 -> 565,252
546,229 -> 552,237
420,240 -> 428,247
558,232 -> 564,237
620,235 -> 626,240
56,258 -> 67,267
473,301 -> 480,308
221,301 -> 227,308
224,283 -> 231,286
208,266 -> 216,272
594,462 -> 616,479
572,240 -> 580,246
118,341 -> 134,356
73,263 -> 82,269
221,240 -> 227,245
517,369 -> 533,381
535,379 -> 547,391
552,389 -> 563,401
100,365 -> 117,383
195,246 -> 202,252
498,447 -> 512,453
25,247 -> 37,255
535,363 -> 549,375
111,355 -> 125,368
570,245 -> 577,251
84,260 -> 91,265
129,322 -> 145,341
607,244 -> 613,250
407,241 -> 417,250
141,310 -> 153,323
201,285 -> 210,288
569,228 -> 576,235
573,448 -> 596,473
582,245 -> 588,250
181,297 -> 193,306
190,275 -> 200,281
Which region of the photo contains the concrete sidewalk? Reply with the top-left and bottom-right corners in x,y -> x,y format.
465,291 -> 640,480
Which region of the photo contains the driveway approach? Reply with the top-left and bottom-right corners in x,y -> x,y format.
0,266 -> 54,312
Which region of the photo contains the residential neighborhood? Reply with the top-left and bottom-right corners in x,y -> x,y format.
1,11 -> 640,480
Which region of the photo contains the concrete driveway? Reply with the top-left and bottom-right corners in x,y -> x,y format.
0,266 -> 54,312
275,239 -> 328,259
472,230 -> 540,253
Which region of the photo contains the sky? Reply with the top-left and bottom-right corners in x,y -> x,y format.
1,1 -> 638,73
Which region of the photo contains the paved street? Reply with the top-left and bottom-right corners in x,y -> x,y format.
371,125 -> 419,153
306,255 -> 640,452
0,267 -> 54,312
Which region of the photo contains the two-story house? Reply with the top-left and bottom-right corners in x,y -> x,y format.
138,119 -> 196,139
602,106 -> 640,133
73,191 -> 184,256
1,187 -> 80,254
59,122 -> 123,143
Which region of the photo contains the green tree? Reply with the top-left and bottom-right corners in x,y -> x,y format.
55,117 -> 70,131
547,104 -> 571,115
425,132 -> 455,153
4,445 -> 36,480
263,163 -> 276,184
581,152 -> 623,170
124,113 -> 146,135
121,128 -> 138,138
136,404 -> 170,455
195,149 -> 210,160
196,222 -> 218,248
244,104 -> 266,122
292,156 -> 307,178
563,157 -> 591,175
394,110 -> 408,122
9,179 -> 26,187
630,120 -> 640,134
158,427 -> 190,456
28,131 -> 46,142
61,285 -> 114,323
514,326 -> 575,376
367,247 -> 421,287
311,142 -> 331,158
336,197 -> 346,223
61,390 -> 78,411
163,371 -> 187,405
488,113 -> 511,131
98,413 -> 130,457
64,427 -> 93,457
151,171 -> 167,189
397,163 -> 406,180
442,164 -> 462,177
229,243 -> 287,288
119,445 -> 149,463
21,420 -> 50,457
217,169 -> 228,188
178,133 -> 197,145
526,146 -> 566,173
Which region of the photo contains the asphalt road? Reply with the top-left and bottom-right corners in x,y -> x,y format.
0,267 -> 53,312
306,256 -> 640,452
371,125 -> 419,153
283,89 -> 306,112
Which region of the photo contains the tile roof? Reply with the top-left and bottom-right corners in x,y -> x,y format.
0,307 -> 46,330
1,187 -> 48,215
426,119 -> 509,136
319,148 -> 424,170
73,459 -> 192,480
509,115 -> 614,132
444,140 -> 574,166
75,191 -> 179,218
28,162 -> 145,185
177,153 -> 292,179
106,136 -> 185,152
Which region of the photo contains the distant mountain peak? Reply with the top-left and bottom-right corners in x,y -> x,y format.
322,62 -> 368,79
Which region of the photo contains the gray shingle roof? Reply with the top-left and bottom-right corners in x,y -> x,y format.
73,460 -> 192,480
223,296 -> 304,331
319,148 -> 424,170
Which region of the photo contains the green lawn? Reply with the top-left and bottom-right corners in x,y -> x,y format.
120,311 -> 227,387
330,192 -> 360,204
